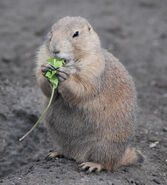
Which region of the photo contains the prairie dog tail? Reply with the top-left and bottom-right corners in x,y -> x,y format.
121,147 -> 144,166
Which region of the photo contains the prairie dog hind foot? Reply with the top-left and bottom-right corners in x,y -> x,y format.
79,162 -> 103,173
45,151 -> 64,160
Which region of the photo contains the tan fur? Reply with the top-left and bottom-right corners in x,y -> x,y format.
36,16 -> 143,172
121,148 -> 138,166
36,45 -> 52,97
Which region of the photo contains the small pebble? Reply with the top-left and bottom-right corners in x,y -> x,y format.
149,141 -> 159,148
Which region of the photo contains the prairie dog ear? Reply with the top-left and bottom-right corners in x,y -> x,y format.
87,23 -> 92,31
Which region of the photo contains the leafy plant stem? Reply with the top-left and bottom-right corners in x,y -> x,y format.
19,87 -> 55,141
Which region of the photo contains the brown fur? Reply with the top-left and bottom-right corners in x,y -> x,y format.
36,16 -> 143,171
121,148 -> 138,166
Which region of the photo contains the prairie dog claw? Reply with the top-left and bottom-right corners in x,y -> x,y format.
45,151 -> 64,160
79,162 -> 103,173
56,65 -> 78,82
41,63 -> 55,76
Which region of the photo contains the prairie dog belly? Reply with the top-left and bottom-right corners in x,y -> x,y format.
44,96 -> 95,141
44,96 -> 98,161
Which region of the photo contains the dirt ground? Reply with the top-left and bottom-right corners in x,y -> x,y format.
0,0 -> 167,184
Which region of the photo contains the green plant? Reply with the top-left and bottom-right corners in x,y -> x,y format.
19,58 -> 65,141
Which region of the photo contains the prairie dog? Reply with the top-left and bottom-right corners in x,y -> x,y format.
36,16 -> 143,172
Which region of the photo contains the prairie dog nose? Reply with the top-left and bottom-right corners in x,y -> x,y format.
53,50 -> 60,55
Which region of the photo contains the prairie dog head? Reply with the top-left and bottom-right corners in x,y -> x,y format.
45,16 -> 101,62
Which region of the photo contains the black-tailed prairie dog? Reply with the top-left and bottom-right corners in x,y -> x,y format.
36,16 -> 143,172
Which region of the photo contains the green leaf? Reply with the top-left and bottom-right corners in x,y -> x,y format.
46,58 -> 55,65
45,71 -> 52,78
49,75 -> 58,89
45,58 -> 65,89
46,58 -> 65,68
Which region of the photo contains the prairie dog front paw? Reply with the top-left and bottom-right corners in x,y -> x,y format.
41,62 -> 55,77
56,64 -> 78,82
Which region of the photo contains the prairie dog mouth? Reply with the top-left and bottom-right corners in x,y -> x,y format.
57,53 -> 74,61
50,49 -> 74,64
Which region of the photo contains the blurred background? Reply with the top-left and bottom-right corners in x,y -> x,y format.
0,0 -> 166,184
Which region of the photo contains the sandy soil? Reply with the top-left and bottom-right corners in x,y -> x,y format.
0,0 -> 166,184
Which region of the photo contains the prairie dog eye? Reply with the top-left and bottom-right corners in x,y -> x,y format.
72,31 -> 79,38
